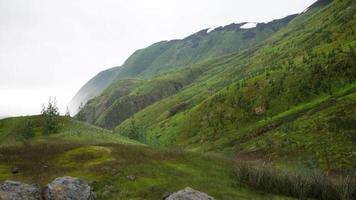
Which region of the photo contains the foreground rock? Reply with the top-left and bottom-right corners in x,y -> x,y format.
43,176 -> 96,200
165,187 -> 215,200
0,180 -> 41,200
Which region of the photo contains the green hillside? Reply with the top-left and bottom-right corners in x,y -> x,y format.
70,0 -> 356,173
0,116 -> 139,146
115,14 -> 297,79
0,144 -> 300,200
111,0 -> 356,172
2,0 -> 356,199
77,16 -> 299,129
0,116 -> 295,200
68,66 -> 121,115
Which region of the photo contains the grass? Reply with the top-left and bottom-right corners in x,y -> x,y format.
109,0 -> 356,163
236,163 -> 356,200
0,142 -> 293,200
0,115 -> 140,146
238,90 -> 356,172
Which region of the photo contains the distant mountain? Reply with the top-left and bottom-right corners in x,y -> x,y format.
68,66 -> 120,115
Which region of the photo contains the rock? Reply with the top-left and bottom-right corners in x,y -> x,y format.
43,176 -> 96,200
126,175 -> 136,181
166,187 -> 215,200
162,191 -> 171,199
11,167 -> 19,174
0,180 -> 41,200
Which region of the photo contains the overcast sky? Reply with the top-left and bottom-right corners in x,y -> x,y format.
0,0 -> 316,118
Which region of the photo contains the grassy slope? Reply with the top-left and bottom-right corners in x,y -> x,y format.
0,144 -> 294,200
94,65 -> 207,129
77,15 -> 297,129
115,15 -> 296,80
0,117 -> 292,200
79,79 -> 142,125
68,66 -> 121,115
115,0 -> 356,172
0,116 -> 139,146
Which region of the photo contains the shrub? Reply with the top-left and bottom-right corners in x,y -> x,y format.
235,163 -> 356,200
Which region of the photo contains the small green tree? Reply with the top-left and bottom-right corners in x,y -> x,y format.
41,97 -> 60,135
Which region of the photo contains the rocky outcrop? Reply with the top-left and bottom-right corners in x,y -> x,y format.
43,176 -> 96,200
0,180 -> 41,200
165,187 -> 215,200
0,177 -> 96,200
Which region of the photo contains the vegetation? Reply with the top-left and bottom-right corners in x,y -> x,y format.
68,0 -> 356,175
0,116 -> 139,146
0,142 -> 295,200
76,14 -> 298,129
1,0 -> 355,199
111,0 -> 356,173
41,97 -> 60,135
236,163 -> 356,200
15,120 -> 35,143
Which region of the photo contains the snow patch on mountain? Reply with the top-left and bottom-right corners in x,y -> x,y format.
240,22 -> 257,29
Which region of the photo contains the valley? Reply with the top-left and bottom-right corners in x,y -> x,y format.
0,0 -> 355,199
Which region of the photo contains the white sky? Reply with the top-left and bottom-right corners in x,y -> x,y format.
0,0 -> 316,118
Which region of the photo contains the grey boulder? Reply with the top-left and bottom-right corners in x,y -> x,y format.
166,187 -> 215,200
0,180 -> 41,200
43,176 -> 96,200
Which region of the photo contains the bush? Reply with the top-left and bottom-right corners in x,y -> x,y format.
235,163 -> 356,200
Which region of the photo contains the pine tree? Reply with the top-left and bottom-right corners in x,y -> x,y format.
41,97 -> 60,135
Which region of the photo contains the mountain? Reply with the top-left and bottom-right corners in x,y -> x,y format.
2,0 -> 356,199
115,0 -> 355,171
68,66 -> 121,115
114,14 -> 297,80
74,14 -> 298,129
73,0 -> 355,172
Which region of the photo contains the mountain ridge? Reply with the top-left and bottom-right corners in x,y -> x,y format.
73,13 -> 299,128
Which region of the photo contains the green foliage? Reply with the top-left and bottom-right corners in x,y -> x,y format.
41,98 -> 60,135
76,14 -> 298,129
0,116 -> 140,146
68,66 -> 121,116
15,120 -> 35,142
109,0 -> 356,172
236,163 -> 356,200
119,116 -> 147,142
0,143 -> 292,200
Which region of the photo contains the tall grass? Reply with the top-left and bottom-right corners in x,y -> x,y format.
235,163 -> 356,200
